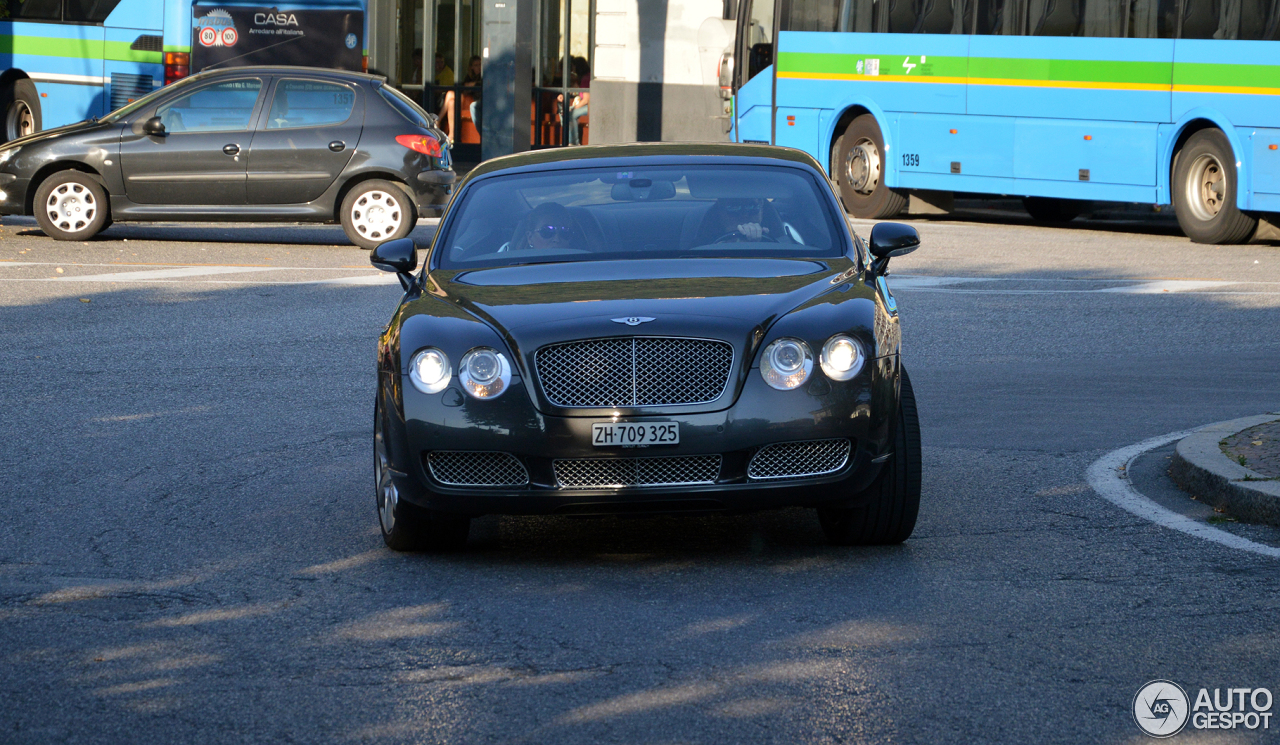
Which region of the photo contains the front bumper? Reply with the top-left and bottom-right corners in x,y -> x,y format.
0,173 -> 27,216
381,356 -> 899,516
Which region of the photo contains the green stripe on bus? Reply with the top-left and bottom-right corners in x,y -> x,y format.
779,51 -> 1174,86
0,34 -> 103,58
1174,62 -> 1280,89
0,34 -> 160,64
777,52 -> 968,77
968,57 -> 1170,85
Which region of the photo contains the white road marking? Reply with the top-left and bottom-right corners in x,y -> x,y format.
1086,429 -> 1280,559
1095,279 -> 1237,294
56,266 -> 287,282
889,275 -> 1280,295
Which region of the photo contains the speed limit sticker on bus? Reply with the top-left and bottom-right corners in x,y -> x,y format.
221,27 -> 238,46
199,27 -> 218,46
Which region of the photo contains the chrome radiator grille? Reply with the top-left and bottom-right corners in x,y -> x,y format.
535,337 -> 733,407
748,439 -> 851,480
426,451 -> 529,486
554,455 -> 722,489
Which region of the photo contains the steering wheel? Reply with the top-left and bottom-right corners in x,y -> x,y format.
712,230 -> 779,244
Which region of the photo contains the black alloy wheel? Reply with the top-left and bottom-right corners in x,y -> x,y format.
817,366 -> 921,545
1172,128 -> 1257,244
833,113 -> 907,219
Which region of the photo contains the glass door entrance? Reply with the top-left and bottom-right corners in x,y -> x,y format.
386,0 -> 593,158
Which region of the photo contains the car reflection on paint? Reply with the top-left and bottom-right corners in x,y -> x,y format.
369,142 -> 923,551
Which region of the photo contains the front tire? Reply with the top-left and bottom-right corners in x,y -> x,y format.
1,79 -> 41,143
833,114 -> 907,219
375,398 -> 469,552
1172,129 -> 1257,244
817,366 -> 921,546
33,170 -> 110,241
342,180 -> 416,249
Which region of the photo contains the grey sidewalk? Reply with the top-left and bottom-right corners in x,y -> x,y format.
1170,413 -> 1280,526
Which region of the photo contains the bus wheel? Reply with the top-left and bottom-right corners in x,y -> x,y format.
34,171 -> 110,241
1172,129 -> 1257,244
834,114 -> 906,219
1,79 -> 41,143
1022,197 -> 1086,223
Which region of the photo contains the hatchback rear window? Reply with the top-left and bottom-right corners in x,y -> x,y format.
376,84 -> 431,128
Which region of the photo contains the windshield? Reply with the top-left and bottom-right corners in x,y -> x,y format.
101,75 -> 203,124
435,164 -> 846,269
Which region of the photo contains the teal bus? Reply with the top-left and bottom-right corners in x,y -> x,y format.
725,0 -> 1280,243
2,0 -> 364,143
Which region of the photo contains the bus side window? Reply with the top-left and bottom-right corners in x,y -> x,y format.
973,0 -> 1026,33
743,0 -> 774,83
1128,0 -> 1179,37
1241,0 -> 1280,38
7,0 -> 61,20
884,0 -> 966,33
1029,0 -> 1082,35
837,0 -> 877,32
1179,0 -> 1228,38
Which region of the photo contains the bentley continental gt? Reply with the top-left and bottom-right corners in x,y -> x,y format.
370,143 -> 922,551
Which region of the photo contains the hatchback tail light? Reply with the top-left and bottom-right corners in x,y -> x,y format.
396,134 -> 443,158
164,52 -> 190,85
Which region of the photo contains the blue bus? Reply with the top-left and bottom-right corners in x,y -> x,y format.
725,0 -> 1280,243
2,0 -> 364,143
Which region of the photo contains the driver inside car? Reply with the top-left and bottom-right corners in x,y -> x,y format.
500,202 -> 580,252
695,197 -> 787,244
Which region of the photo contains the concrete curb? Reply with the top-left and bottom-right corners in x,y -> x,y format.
1169,413 -> 1280,526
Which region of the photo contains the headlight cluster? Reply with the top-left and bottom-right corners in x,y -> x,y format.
760,334 -> 864,390
409,346 -> 512,399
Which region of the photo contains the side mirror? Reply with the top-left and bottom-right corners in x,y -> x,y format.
868,222 -> 920,259
142,116 -> 166,136
370,238 -> 419,291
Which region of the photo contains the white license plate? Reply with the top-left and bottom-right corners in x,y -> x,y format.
591,422 -> 679,447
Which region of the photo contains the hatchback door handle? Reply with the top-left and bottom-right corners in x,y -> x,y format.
328,140 -> 346,152
222,144 -> 240,156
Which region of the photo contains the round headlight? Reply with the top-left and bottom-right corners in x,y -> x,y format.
760,337 -> 813,390
459,347 -> 512,398
409,348 -> 451,394
820,335 -> 865,381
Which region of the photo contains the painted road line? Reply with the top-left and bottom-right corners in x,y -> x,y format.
56,266 -> 288,282
308,274 -> 401,285
1087,429 -> 1280,560
1096,279 -> 1238,294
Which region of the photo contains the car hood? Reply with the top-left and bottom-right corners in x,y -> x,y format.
3,119 -> 110,151
432,257 -> 851,335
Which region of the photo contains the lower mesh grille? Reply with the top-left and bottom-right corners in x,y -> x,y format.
747,439 -> 851,480
554,455 -> 722,489
426,451 -> 529,486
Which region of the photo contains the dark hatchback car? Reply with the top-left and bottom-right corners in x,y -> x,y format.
369,143 -> 924,551
0,66 -> 453,248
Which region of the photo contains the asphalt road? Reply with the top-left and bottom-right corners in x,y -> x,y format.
1,207 -> 1278,744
